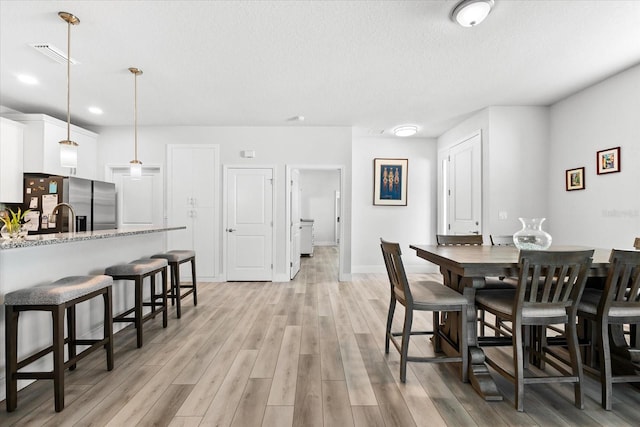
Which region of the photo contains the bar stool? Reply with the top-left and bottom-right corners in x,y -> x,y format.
4,275 -> 114,412
151,250 -> 197,318
105,258 -> 168,348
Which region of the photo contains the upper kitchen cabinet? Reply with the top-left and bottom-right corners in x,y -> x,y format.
3,114 -> 98,180
0,117 -> 25,203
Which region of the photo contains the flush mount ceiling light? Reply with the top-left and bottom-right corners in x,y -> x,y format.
393,125 -> 418,137
451,0 -> 494,27
129,67 -> 143,180
58,11 -> 80,169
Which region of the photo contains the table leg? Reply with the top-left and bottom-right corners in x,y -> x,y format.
439,268 -> 503,401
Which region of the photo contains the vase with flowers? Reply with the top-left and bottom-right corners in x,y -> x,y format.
1,207 -> 31,240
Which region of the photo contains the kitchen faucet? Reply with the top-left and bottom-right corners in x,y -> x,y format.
51,203 -> 76,233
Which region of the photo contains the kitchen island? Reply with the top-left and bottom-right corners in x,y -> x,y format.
0,226 -> 185,401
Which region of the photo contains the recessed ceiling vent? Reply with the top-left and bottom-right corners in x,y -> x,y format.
30,43 -> 79,65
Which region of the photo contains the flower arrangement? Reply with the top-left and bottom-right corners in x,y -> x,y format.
1,207 -> 31,238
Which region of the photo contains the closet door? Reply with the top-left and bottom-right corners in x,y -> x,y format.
167,144 -> 219,280
446,132 -> 482,236
225,167 -> 274,281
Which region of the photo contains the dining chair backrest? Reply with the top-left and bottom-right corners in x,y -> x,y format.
634,237 -> 640,250
436,234 -> 483,246
599,249 -> 640,312
490,235 -> 515,246
380,239 -> 412,305
515,250 -> 594,320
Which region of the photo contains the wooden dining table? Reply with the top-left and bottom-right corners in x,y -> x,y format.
409,244 -> 611,401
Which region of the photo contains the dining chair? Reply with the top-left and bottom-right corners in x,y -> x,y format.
380,239 -> 469,383
475,249 -> 594,412
576,249 -> 640,410
436,234 -> 514,337
436,234 -> 483,246
489,235 -> 515,246
485,235 -> 518,338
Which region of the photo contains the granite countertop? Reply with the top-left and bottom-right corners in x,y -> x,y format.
0,226 -> 186,250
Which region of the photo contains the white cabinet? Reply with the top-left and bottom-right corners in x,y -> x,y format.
167,144 -> 219,280
3,114 -> 98,180
300,219 -> 314,256
0,117 -> 25,203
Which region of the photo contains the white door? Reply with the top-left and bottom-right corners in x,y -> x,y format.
167,146 -> 193,251
290,169 -> 301,279
109,166 -> 163,229
447,132 -> 482,235
334,190 -> 341,244
167,144 -> 219,280
226,168 -> 273,281
190,147 -> 217,279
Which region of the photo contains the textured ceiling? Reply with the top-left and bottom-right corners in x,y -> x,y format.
1,0 -> 639,137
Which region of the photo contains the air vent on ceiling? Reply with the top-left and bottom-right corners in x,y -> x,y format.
30,43 -> 79,65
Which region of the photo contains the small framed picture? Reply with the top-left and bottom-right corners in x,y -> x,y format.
373,158 -> 408,206
566,167 -> 585,191
596,146 -> 621,174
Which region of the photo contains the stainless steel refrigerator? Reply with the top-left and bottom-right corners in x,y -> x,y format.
92,180 -> 116,230
21,174 -> 116,234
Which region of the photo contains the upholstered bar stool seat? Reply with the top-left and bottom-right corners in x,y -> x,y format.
105,258 -> 168,348
5,275 -> 114,412
151,250 -> 197,318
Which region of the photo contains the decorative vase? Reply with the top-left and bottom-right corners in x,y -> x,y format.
1,224 -> 27,240
513,218 -> 552,250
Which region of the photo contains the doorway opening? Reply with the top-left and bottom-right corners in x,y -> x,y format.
286,165 -> 344,282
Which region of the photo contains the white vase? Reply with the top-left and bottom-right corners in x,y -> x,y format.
513,218 -> 552,250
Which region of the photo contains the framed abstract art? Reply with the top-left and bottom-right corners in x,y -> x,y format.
597,146 -> 621,174
373,158 -> 408,206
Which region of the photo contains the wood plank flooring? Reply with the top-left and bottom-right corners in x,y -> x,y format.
2,246 -> 640,426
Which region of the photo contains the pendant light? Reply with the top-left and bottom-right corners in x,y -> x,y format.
58,12 -> 80,169
129,67 -> 143,180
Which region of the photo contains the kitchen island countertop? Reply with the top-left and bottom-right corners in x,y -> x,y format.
0,226 -> 186,250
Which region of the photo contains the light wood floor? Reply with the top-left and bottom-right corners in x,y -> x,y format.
2,246 -> 640,426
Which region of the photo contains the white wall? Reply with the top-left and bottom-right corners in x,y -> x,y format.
95,126 -> 352,280
299,169 -> 340,245
548,64 -> 640,249
486,107 -> 550,235
351,135 -> 438,273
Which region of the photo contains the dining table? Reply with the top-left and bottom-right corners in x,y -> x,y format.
409,243 -> 611,401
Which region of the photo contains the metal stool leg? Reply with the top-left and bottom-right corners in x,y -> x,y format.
5,305 -> 19,412
104,287 -> 114,370
53,305 -> 65,412
135,276 -> 144,348
172,261 -> 182,318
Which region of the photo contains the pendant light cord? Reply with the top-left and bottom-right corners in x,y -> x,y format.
134,71 -> 138,162
66,18 -> 71,142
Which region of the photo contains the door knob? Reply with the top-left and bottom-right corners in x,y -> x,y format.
227,228 -> 236,232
